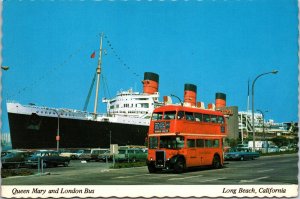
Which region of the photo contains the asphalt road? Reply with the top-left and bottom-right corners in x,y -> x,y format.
1,153 -> 298,185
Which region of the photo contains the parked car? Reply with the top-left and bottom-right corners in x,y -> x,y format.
59,149 -> 86,160
72,149 -> 86,159
89,149 -> 108,161
288,144 -> 298,152
25,150 -> 70,168
98,150 -> 112,162
224,148 -> 260,161
78,149 -> 92,161
267,146 -> 279,153
1,150 -> 32,169
59,149 -> 78,160
279,146 -> 288,152
115,148 -> 147,162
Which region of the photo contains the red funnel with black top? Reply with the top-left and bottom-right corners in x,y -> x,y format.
215,92 -> 226,108
142,72 -> 159,94
184,83 -> 197,106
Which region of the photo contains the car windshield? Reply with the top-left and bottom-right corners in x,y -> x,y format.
99,150 -> 107,154
3,153 -> 15,158
229,148 -> 250,152
92,150 -> 99,154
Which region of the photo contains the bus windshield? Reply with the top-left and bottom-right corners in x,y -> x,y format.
163,111 -> 176,120
152,112 -> 163,121
159,136 -> 184,149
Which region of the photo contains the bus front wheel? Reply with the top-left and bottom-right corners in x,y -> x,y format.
173,159 -> 186,173
148,164 -> 157,173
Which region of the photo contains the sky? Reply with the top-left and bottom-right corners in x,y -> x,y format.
1,0 -> 298,134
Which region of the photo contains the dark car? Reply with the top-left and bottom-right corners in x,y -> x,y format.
25,150 -> 70,168
78,149 -> 92,161
91,149 -> 109,161
1,150 -> 32,169
224,148 -> 260,161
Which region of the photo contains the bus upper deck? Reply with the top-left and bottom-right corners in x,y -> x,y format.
149,105 -> 227,136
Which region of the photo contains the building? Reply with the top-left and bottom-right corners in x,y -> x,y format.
238,111 -> 297,142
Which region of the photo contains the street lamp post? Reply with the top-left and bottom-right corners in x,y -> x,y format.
257,109 -> 268,153
52,109 -> 60,152
251,70 -> 278,152
170,94 -> 183,106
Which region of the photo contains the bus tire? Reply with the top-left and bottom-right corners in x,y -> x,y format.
63,161 -> 69,167
148,164 -> 157,173
173,159 -> 186,173
212,155 -> 221,169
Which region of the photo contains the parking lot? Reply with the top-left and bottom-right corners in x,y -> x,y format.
1,153 -> 297,185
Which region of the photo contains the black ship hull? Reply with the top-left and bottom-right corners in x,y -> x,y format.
8,113 -> 149,149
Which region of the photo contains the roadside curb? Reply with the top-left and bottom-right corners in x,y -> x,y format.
260,153 -> 297,158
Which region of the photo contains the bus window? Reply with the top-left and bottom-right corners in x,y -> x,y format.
194,113 -> 203,122
203,114 -> 211,122
176,136 -> 184,148
160,136 -> 184,149
163,111 -> 176,120
217,116 -> 224,124
211,115 -> 217,123
187,139 -> 196,148
213,139 -> 219,148
177,111 -> 185,120
152,112 -> 163,121
205,139 -> 213,147
185,112 -> 195,121
149,137 -> 158,149
196,139 -> 205,148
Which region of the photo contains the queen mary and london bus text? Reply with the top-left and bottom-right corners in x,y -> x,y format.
146,88 -> 228,173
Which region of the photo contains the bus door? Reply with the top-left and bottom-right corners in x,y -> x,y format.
196,139 -> 205,165
186,139 -> 199,167
202,139 -> 214,165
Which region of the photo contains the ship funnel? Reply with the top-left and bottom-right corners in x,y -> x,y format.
184,83 -> 197,106
215,92 -> 226,108
163,96 -> 172,105
142,72 -> 159,94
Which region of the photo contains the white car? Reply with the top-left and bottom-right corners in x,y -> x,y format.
279,146 -> 288,152
268,146 -> 279,153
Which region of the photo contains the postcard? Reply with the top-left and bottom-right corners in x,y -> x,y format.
1,0 -> 298,198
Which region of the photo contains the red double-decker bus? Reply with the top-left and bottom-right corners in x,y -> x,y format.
146,104 -> 227,173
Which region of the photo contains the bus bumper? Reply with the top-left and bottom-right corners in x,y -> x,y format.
146,159 -> 172,170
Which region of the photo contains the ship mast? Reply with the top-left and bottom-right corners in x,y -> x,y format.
93,33 -> 104,118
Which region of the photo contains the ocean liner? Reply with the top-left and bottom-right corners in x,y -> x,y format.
6,34 -> 164,149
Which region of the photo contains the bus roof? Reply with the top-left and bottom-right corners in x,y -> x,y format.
153,105 -> 224,116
